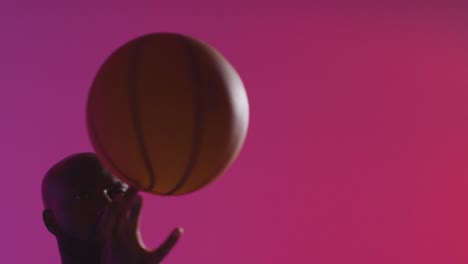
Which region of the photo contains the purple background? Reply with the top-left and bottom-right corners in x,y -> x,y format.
2,2 -> 468,263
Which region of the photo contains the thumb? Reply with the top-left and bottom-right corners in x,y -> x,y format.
150,227 -> 184,262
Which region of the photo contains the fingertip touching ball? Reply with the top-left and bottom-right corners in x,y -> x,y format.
86,33 -> 249,195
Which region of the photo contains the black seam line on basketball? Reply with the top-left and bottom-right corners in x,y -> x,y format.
129,39 -> 156,192
165,37 -> 205,195
89,113 -> 140,188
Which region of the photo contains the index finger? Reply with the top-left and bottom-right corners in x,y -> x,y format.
124,185 -> 139,200
111,185 -> 139,219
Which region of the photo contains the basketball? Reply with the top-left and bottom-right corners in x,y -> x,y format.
86,33 -> 249,195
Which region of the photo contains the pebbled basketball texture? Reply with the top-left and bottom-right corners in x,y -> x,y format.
86,33 -> 249,195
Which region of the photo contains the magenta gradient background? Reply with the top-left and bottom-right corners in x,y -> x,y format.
2,2 -> 468,263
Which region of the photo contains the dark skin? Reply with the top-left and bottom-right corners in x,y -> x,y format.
41,153 -> 183,264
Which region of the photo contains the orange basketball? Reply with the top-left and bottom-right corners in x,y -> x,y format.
86,33 -> 249,195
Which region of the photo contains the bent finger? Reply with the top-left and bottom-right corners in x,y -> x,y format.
128,195 -> 143,233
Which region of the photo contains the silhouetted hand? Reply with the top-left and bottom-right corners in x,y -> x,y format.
98,187 -> 183,264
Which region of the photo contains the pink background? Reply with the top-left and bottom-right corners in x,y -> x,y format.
2,2 -> 468,263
